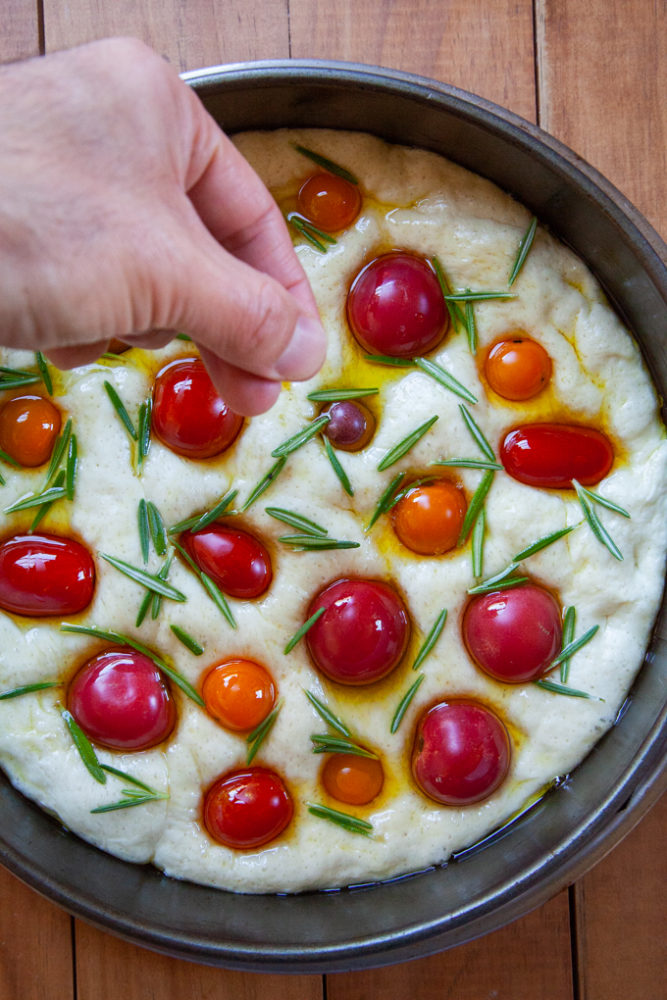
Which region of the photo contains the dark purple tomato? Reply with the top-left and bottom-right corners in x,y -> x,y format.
323,400 -> 376,451
500,423 -> 613,489
180,524 -> 272,599
346,252 -> 448,357
68,648 -> 176,750
203,767 -> 293,849
412,699 -> 511,805
462,583 -> 562,683
305,577 -> 410,685
0,533 -> 95,617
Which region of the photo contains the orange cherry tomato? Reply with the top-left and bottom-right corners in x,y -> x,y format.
297,172 -> 362,232
0,395 -> 61,467
202,658 -> 276,732
484,337 -> 552,401
321,753 -> 384,805
392,479 -> 467,555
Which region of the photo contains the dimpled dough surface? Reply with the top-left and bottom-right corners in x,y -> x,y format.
0,129 -> 665,892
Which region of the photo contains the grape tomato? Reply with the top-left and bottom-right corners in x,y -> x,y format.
501,423 -> 613,488
0,395 -> 61,467
0,533 -> 95,617
297,172 -> 362,232
391,479 -> 466,555
203,767 -> 293,849
484,337 -> 552,400
323,400 -> 376,451
152,358 -> 243,459
202,658 -> 276,732
181,524 -> 272,599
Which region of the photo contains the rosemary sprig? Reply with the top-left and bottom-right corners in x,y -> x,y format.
103,381 -> 137,440
457,470 -> 495,545
464,297 -> 477,353
284,607 -> 325,654
293,143 -> 359,184
575,484 -> 630,518
172,541 -> 236,628
138,499 -> 150,563
5,481 -> 68,514
100,552 -> 186,602
99,763 -> 155,791
363,354 -> 414,368
307,802 -> 372,837
533,678 -> 592,699
44,417 -> 72,487
304,690 -> 351,737
137,396 -> 152,469
147,501 -> 167,556
323,437 -> 354,496
35,352 -> 53,394
0,447 -> 20,468
366,471 -> 405,530
90,789 -> 169,813
60,623 -> 205,706
169,624 -> 204,656
65,434 -> 77,501
508,216 -> 538,286
433,457 -> 503,470
432,256 -> 465,333
29,471 -> 65,531
413,357 -> 478,404
278,534 -> 359,551
0,681 -> 60,700
412,608 -> 448,671
310,733 -> 378,758
513,524 -> 577,561
265,506 -> 328,536
287,212 -> 337,253
560,606 -> 576,683
240,456 -> 287,511
169,488 -> 238,534
272,413 -> 331,458
443,290 -> 517,303
61,708 -> 106,783
546,624 -> 599,674
472,508 -> 486,578
459,405 -> 495,462
246,700 -> 282,764
390,674 -> 425,733
136,551 -> 174,626
307,387 -> 378,402
467,561 -> 528,594
573,480 -> 623,560
0,365 -> 40,391
377,415 -> 438,471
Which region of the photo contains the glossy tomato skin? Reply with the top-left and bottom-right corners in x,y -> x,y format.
391,478 -> 467,555
500,423 -> 613,488
0,533 -> 95,617
321,753 -> 384,805
306,577 -> 410,685
202,658 -> 276,732
68,648 -> 176,751
462,583 -> 562,683
484,337 -> 552,401
203,767 -> 293,850
323,400 -> 376,451
152,357 -> 243,459
181,524 -> 272,599
346,252 -> 448,357
297,172 -> 362,232
412,700 -> 511,805
0,394 -> 62,467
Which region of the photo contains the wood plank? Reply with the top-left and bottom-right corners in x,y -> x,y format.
1,0 -> 41,62
289,0 -> 537,121
74,918 -> 322,1000
573,795 -> 666,1000
42,0 -> 290,70
0,867 -> 74,1000
328,889 -> 573,1000
536,0 -> 666,235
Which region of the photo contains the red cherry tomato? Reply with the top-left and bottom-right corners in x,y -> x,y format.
181,524 -> 272,599
462,583 -> 562,683
0,395 -> 62,467
484,337 -> 552,400
346,252 -> 448,357
202,658 -> 276,732
306,577 -> 410,685
203,767 -> 293,849
323,399 -> 376,451
500,423 -> 613,488
297,172 -> 362,232
68,648 -> 176,750
321,753 -> 384,805
391,479 -> 467,555
152,358 -> 243,459
412,700 -> 511,805
0,533 -> 95,617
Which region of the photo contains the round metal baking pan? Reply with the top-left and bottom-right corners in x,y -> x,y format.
0,60 -> 665,973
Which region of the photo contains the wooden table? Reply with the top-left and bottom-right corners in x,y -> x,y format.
1,2 -> 664,997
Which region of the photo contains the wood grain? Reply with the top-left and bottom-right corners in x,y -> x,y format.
1,0 -> 41,62
536,0 -> 666,235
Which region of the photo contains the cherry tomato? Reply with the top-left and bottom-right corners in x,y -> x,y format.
0,533 -> 95,617
346,252 -> 448,357
462,583 -> 562,683
500,423 -> 614,488
392,479 -> 466,555
68,648 -> 176,750
321,753 -> 384,805
202,658 -> 276,732
297,172 -> 362,232
306,577 -> 410,685
203,767 -> 293,850
0,395 -> 61,467
322,400 -> 376,451
412,700 -> 511,805
152,358 -> 243,459
181,524 -> 272,599
484,336 -> 552,400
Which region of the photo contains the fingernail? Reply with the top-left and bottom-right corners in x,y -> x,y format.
274,315 -> 327,380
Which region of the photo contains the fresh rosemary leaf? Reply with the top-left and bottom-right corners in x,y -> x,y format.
0,681 -> 60,700
304,690 -> 351,737
547,624 -> 599,673
412,608 -> 448,671
60,622 -> 205,706
35,352 -> 53,394
137,396 -> 152,468
101,553 -> 186,602
457,470 -> 495,545
288,212 -> 336,245
169,624 -> 204,655
459,405 -> 495,461
147,501 -> 167,555
174,333 -> 192,341
364,354 -> 414,368
284,607 -> 325,654
44,417 -> 72,487
307,387 -> 379,402
534,679 -> 592,699
288,216 -> 329,252
431,256 -> 466,332
0,367 -> 40,390
513,524 -> 577,561
0,447 -> 20,468
99,763 -> 156,792
433,458 -> 503,470
5,483 -> 68,514
0,470 -> 4,487
413,357 -> 478,404
310,734 -> 377,758
91,791 -> 168,813
28,471 -> 66,531
508,216 -> 538,286
390,674 -> 425,734
573,480 -> 623,560
135,590 -> 152,627
246,701 -> 282,764
377,415 -> 438,471
65,434 -> 77,501
172,541 -> 236,628
104,381 -> 137,440
576,483 -> 630,518
464,298 -> 477,353
169,488 -> 238,534
61,708 -> 106,783
272,414 -> 331,458
443,290 -> 517,303
293,143 -> 359,184
278,534 -> 360,551
306,803 -> 372,836
265,507 -> 328,536
468,562 -> 528,594
150,591 -> 162,621
386,477 -> 433,512
138,499 -> 150,563
560,606 -> 576,683
241,456 -> 287,511
472,507 -> 486,578
366,471 -> 405,530
323,437 -> 354,496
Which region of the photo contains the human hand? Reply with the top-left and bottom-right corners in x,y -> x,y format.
0,38 -> 326,415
